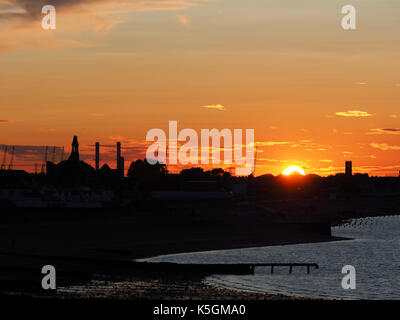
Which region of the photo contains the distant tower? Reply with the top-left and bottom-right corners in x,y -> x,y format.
95,142 -> 100,170
69,136 -> 80,161
116,141 -> 121,170
345,161 -> 352,176
117,142 -> 121,173
116,142 -> 124,177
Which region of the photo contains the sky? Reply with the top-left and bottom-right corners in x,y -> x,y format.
1,0 -> 400,176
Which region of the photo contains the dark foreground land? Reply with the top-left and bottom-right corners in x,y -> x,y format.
2,194 -> 398,300
0,202 -> 345,300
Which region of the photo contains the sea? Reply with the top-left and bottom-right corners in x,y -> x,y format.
143,215 -> 400,299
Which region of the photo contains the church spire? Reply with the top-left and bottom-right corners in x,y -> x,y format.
69,135 -> 80,161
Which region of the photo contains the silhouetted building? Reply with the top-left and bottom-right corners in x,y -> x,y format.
47,136 -> 95,187
345,161 -> 352,176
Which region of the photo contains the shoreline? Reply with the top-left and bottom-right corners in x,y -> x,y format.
0,212 -> 351,300
0,237 -> 343,300
1,273 -> 316,301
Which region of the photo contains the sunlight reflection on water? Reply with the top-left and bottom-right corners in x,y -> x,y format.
144,215 -> 400,299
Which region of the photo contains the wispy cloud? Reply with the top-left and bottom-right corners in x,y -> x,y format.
370,143 -> 400,151
108,135 -> 125,142
289,140 -> 330,151
367,128 -> 400,135
202,104 -> 226,111
0,119 -> 10,123
0,0 -> 211,53
256,141 -> 292,147
335,110 -> 373,118
176,14 -> 188,27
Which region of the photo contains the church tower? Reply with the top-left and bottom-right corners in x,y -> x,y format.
69,136 -> 80,161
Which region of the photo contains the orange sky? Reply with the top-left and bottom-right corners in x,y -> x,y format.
1,0 -> 400,176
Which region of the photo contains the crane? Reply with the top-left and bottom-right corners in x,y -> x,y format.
1,146 -> 7,170
7,146 -> 15,170
52,146 -> 56,163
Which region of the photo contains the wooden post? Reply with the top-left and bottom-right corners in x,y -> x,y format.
271,266 -> 274,274
307,266 -> 310,274
289,265 -> 292,274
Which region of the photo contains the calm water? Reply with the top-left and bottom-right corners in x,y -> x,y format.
143,215 -> 400,299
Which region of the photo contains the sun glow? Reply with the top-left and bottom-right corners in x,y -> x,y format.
282,166 -> 306,176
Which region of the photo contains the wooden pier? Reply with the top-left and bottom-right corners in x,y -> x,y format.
131,262 -> 319,275
0,251 -> 319,282
250,263 -> 319,274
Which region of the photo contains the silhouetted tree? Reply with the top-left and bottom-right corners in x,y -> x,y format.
208,168 -> 225,177
179,167 -> 206,179
127,159 -> 168,180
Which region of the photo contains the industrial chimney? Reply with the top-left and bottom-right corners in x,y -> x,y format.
345,161 -> 352,176
95,142 -> 100,170
116,142 -> 124,177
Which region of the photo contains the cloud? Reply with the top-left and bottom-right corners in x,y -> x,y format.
36,127 -> 57,132
90,113 -> 105,117
367,128 -> 400,135
255,139 -> 330,152
0,0 -> 211,53
108,135 -> 124,141
256,141 -> 292,147
355,82 -> 367,85
289,140 -> 330,151
1,1 -> 208,20
176,14 -> 188,27
0,119 -> 10,123
202,104 -> 226,111
335,110 -> 373,118
370,143 -> 400,151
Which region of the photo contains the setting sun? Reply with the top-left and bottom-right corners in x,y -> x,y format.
282,166 -> 306,176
